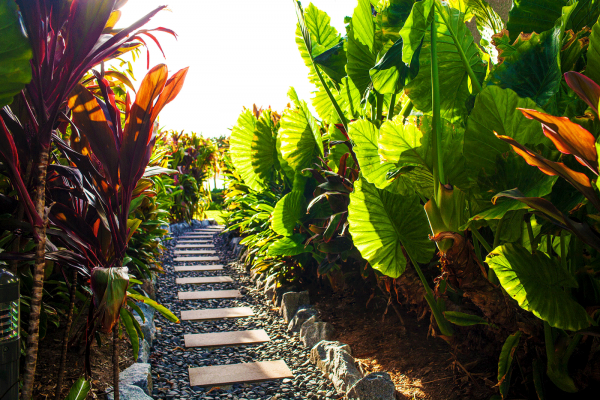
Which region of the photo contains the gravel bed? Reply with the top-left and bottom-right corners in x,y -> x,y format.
151,231 -> 339,399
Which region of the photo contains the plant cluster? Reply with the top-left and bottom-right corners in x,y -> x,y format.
0,0 -> 189,398
223,0 -> 600,397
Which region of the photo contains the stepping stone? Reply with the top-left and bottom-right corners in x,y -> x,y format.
184,329 -> 270,348
180,236 -> 213,240
175,276 -> 233,285
188,360 -> 293,387
177,240 -> 212,244
173,256 -> 220,262
180,307 -> 254,321
194,229 -> 222,232
174,265 -> 223,272
182,233 -> 215,236
178,290 -> 242,300
173,250 -> 217,255
175,244 -> 215,248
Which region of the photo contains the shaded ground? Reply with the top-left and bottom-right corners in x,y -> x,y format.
32,323 -> 133,399
315,289 -> 497,400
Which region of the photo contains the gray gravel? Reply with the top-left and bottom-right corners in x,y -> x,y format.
150,230 -> 339,399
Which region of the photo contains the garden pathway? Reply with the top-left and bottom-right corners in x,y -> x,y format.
173,227 -> 294,389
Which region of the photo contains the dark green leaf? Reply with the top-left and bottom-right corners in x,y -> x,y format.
64,377 -> 91,400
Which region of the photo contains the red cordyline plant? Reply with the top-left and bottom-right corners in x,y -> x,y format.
0,0 -> 176,397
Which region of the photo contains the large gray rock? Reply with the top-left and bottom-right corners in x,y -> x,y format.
207,218 -> 217,225
300,316 -> 335,349
229,237 -> 243,251
200,219 -> 211,227
280,291 -> 310,323
288,306 -> 318,333
233,244 -> 246,258
274,286 -> 296,307
310,341 -> 361,393
347,372 -> 397,400
107,384 -> 153,400
137,339 -> 150,363
119,363 -> 152,394
132,303 -> 156,347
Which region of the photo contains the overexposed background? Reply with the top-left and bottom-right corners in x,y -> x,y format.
115,0 -> 355,137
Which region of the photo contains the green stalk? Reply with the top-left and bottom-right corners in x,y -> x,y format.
430,14 -> 445,194
472,233 -> 484,266
562,334 -> 581,369
388,93 -> 396,119
526,215 -> 537,252
433,1 -> 483,95
406,248 -> 454,336
471,228 -> 492,253
376,92 -> 384,121
488,218 -> 505,285
560,231 -> 568,271
400,99 -> 413,119
371,100 -> 376,122
314,61 -> 348,132
544,321 -> 556,367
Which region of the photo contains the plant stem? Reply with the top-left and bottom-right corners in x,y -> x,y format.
526,215 -> 537,252
488,218 -> 504,284
388,93 -> 396,119
400,99 -> 413,119
406,248 -> 454,336
471,228 -> 492,253
113,325 -> 120,400
430,13 -> 445,195
314,64 -> 348,132
22,145 -> 50,400
433,1 -> 483,95
376,92 -> 383,122
544,321 -> 556,367
55,269 -> 78,400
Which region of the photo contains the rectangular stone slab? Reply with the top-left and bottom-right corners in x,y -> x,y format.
182,232 -> 215,236
188,360 -> 293,387
178,290 -> 241,300
194,229 -> 222,232
176,276 -> 233,285
173,250 -> 217,255
175,244 -> 215,248
180,307 -> 254,321
173,256 -> 220,262
174,265 -> 223,272
180,236 -> 213,240
177,240 -> 212,244
184,329 -> 270,348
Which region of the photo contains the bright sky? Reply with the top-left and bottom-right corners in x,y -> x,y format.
116,0 -> 356,138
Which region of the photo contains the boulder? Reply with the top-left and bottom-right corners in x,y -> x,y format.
310,341 -> 361,393
280,291 -> 310,323
264,281 -> 276,302
207,218 -> 217,225
119,363 -> 152,394
233,244 -> 245,258
347,372 -> 397,400
132,303 -> 156,347
107,384 -> 153,400
229,237 -> 243,251
288,306 -> 318,333
300,316 -> 335,349
200,219 -> 210,227
137,339 -> 151,363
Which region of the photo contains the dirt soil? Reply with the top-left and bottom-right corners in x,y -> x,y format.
315,289 -> 497,400
32,323 -> 134,399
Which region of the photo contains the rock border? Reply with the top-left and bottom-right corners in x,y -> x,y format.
109,219 -> 217,400
237,237 -> 399,400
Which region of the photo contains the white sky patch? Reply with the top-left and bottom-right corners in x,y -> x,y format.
114,0 -> 356,137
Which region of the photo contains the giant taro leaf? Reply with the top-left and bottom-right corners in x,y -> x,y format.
486,243 -> 590,331
369,38 -> 411,94
400,0 -> 434,64
271,190 -> 306,236
376,0 -> 416,44
404,6 -> 486,124
0,0 -> 33,107
279,88 -> 323,172
268,233 -> 312,256
487,27 -> 561,108
348,177 -> 435,278
352,0 -> 375,52
506,0 -> 567,42
567,0 -> 600,33
230,109 -> 277,191
464,86 -> 548,177
314,40 -> 347,85
347,21 -> 377,99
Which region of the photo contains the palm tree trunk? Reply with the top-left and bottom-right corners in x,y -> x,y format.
54,269 -> 78,400
21,145 -> 50,399
113,325 -> 120,400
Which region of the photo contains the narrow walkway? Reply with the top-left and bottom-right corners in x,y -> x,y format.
151,226 -> 340,399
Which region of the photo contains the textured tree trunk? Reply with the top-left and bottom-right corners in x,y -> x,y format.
55,269 -> 78,400
113,325 -> 120,400
21,145 -> 50,399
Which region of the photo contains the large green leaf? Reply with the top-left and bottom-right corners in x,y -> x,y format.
352,0 -> 375,52
376,0 -> 416,44
404,6 -> 486,123
498,331 -> 522,399
0,0 -> 33,107
487,27 -> 562,108
348,177 -> 435,278
230,109 -> 277,191
449,0 -> 504,57
506,0 -> 568,42
486,244 -> 590,331
347,21 -> 377,98
587,16 -> 600,85
567,0 -> 600,33
378,116 -> 424,165
369,38 -> 410,94
400,0 -> 434,64
268,233 -> 312,256
314,40 -> 346,85
464,86 -> 548,177
271,190 -> 306,236
279,88 -> 323,171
